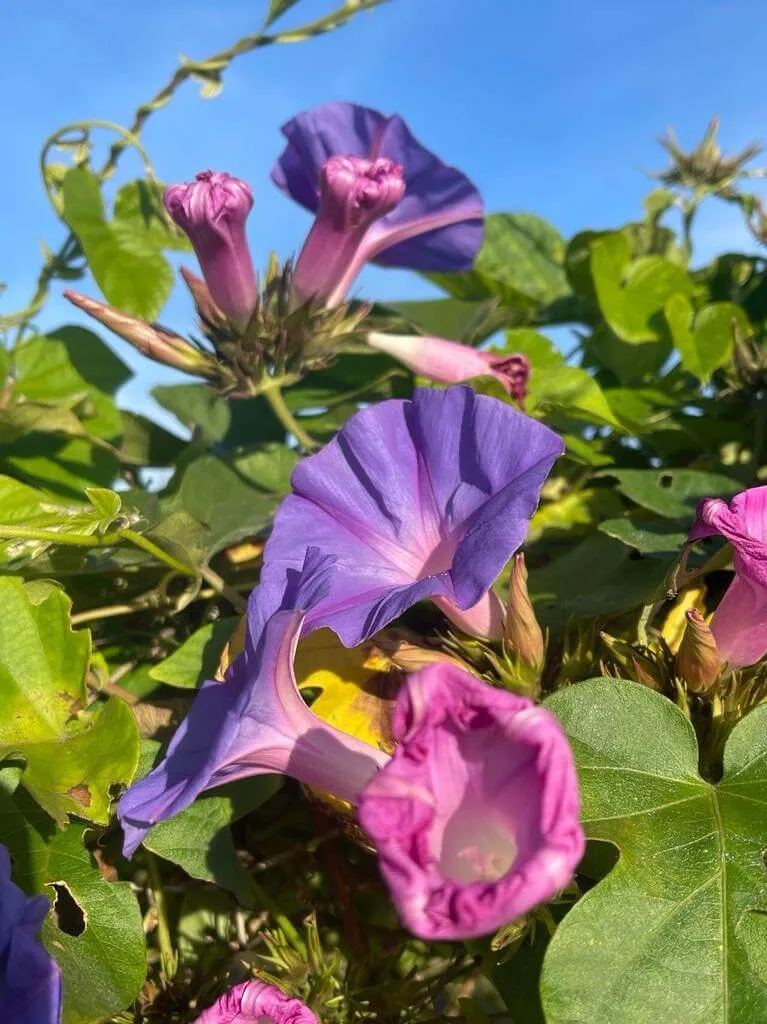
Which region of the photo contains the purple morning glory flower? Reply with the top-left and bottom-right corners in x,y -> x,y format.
272,101 -> 484,304
357,662 -> 585,940
0,845 -> 62,1024
164,170 -> 257,330
192,979 -> 318,1024
689,485 -> 767,667
117,551 -> 389,858
253,386 -> 564,646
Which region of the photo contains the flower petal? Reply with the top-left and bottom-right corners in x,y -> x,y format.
256,387 -> 562,646
357,663 -> 584,940
193,979 -> 318,1023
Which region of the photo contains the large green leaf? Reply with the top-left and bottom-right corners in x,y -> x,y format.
665,295 -> 749,383
386,297 -> 522,343
15,326 -> 130,441
601,467 -> 741,518
542,679 -> 767,1024
495,330 -> 621,428
0,779 -> 146,1024
113,179 -> 192,252
149,617 -> 239,688
152,383 -> 231,443
61,167 -> 173,320
166,454 -> 279,555
43,827 -> 146,1024
428,213 -> 571,309
588,231 -> 696,343
598,516 -> 689,558
1,435 -> 119,497
0,578 -> 139,823
139,742 -> 282,903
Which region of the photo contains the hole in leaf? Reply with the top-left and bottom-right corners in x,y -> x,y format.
51,883 -> 85,936
659,472 -> 674,489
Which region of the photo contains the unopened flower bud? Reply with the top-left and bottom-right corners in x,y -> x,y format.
600,633 -> 665,691
164,171 -> 257,331
367,332 -> 530,407
293,155 -> 405,306
676,609 -> 722,693
63,290 -> 216,376
504,553 -> 544,672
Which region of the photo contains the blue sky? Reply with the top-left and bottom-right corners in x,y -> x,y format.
2,0 -> 766,423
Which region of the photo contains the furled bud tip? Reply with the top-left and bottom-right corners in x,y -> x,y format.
63,290 -> 216,376
164,170 -> 257,331
367,333 -> 530,407
293,156 -> 405,306
504,553 -> 544,672
676,609 -> 722,693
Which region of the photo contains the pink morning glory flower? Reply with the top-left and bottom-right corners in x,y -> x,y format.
192,979 -> 318,1024
689,485 -> 767,667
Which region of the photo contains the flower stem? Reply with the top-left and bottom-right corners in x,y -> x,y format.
264,385 -> 318,451
146,852 -> 178,981
247,876 -> 308,959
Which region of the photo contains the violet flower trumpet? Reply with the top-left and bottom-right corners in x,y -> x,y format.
117,550 -> 390,858
272,102 -> 483,305
367,331 -> 530,407
689,485 -> 767,667
164,170 -> 257,331
253,385 -> 563,645
192,979 -> 318,1024
358,662 -> 584,940
0,845 -> 62,1024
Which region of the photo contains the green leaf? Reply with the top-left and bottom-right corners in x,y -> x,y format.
542,679 -> 767,1024
665,295 -> 749,383
589,231 -> 696,343
15,326 -> 131,440
43,827 -> 145,1024
428,213 -> 571,309
149,617 -> 239,688
598,516 -> 689,557
531,365 -> 621,428
386,297 -> 518,343
118,410 -> 186,465
144,773 -> 283,902
152,383 -> 231,443
0,476 -> 121,565
529,533 -> 667,627
166,454 -> 279,555
600,467 -> 741,518
234,443 -> 300,493
0,578 -> 139,823
0,781 -> 145,1022
112,179 -> 192,252
1,436 -> 119,497
61,167 -> 173,320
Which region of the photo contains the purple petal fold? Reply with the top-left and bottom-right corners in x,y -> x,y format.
272,101 -> 483,274
254,386 -> 563,646
689,486 -> 767,666
357,663 -> 584,940
192,979 -> 318,1024
118,551 -> 388,857
0,846 -> 62,1024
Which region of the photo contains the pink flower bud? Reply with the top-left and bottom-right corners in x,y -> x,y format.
676,609 -> 721,693
164,171 -> 257,331
367,333 -> 530,407
505,552 -> 545,672
63,290 -> 216,376
293,156 -> 405,306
